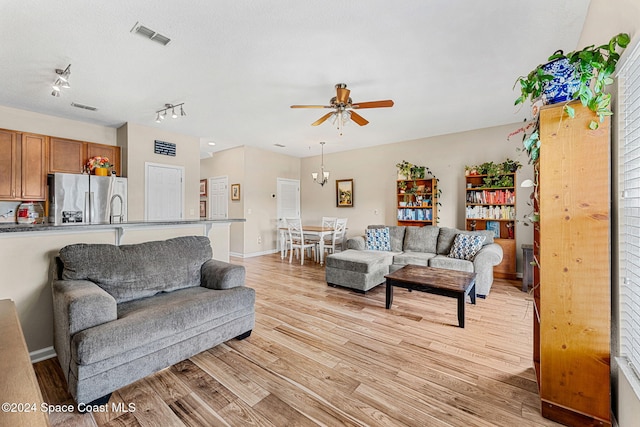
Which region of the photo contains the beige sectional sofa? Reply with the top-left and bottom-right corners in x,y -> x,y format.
325,225 -> 503,297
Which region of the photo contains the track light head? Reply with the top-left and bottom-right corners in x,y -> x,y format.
171,108 -> 177,119
51,64 -> 71,98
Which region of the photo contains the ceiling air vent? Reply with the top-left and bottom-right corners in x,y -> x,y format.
274,143 -> 286,148
71,102 -> 98,111
131,22 -> 171,46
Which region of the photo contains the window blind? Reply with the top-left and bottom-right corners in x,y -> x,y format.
619,38 -> 640,380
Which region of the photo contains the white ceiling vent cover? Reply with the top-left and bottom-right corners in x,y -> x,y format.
71,102 -> 98,111
131,22 -> 171,46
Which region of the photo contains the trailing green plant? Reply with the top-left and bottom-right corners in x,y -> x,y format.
395,160 -> 413,179
514,33 -> 629,131
411,165 -> 426,179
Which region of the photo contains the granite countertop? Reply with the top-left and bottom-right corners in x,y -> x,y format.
0,218 -> 245,233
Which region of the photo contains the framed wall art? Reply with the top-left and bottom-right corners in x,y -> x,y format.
336,179 -> 354,207
199,200 -> 207,218
199,179 -> 207,197
231,183 -> 241,201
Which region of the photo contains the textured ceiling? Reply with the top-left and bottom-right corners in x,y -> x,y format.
0,1 -> 591,158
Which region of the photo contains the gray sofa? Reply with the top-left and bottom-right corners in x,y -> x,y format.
51,235 -> 255,405
325,225 -> 503,296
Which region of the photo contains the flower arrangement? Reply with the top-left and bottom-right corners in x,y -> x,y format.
87,156 -> 111,170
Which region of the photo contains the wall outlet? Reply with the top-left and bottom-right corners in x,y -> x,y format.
374,209 -> 379,215
257,235 -> 262,245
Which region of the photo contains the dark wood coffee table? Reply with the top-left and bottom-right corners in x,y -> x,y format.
384,265 -> 477,328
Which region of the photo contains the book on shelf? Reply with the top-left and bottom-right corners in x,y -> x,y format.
486,221 -> 500,238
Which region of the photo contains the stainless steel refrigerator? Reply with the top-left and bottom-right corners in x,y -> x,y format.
48,173 -> 128,224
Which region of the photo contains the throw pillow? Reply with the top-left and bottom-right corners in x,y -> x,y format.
448,233 -> 486,261
366,227 -> 391,251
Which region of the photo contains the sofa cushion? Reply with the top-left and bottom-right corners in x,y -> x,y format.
429,255 -> 475,273
448,234 -> 486,260
59,236 -> 212,303
72,285 -> 255,365
393,251 -> 436,266
325,249 -> 394,273
436,228 -> 494,254
403,225 -> 439,253
366,227 -> 391,251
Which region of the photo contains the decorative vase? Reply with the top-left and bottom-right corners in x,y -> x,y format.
541,51 -> 582,104
94,167 -> 108,176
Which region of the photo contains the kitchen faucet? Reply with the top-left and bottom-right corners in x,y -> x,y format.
109,194 -> 124,224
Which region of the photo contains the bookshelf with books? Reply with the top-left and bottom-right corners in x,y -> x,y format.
465,171 -> 517,279
396,178 -> 437,227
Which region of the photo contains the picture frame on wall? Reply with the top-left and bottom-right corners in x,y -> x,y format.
199,179 -> 207,197
231,183 -> 241,201
336,179 -> 354,207
199,200 -> 207,218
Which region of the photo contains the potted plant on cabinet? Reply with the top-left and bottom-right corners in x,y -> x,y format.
512,32 -> 630,162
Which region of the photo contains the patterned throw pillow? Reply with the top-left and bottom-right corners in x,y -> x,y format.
366,227 -> 391,251
448,233 -> 486,260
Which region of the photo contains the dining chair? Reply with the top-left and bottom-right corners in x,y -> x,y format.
285,217 -> 316,265
320,217 -> 348,259
308,217 -> 337,261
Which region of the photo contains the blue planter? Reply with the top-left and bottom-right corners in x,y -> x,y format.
541,54 -> 581,104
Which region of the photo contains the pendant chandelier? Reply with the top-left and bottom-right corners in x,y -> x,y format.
311,141 -> 329,186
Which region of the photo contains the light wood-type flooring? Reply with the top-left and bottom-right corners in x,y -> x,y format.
34,253 -> 561,427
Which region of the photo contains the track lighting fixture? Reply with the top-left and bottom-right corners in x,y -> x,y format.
51,64 -> 71,97
155,103 -> 186,123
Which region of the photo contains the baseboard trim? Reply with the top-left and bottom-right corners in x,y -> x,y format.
230,249 -> 279,259
30,346 -> 56,363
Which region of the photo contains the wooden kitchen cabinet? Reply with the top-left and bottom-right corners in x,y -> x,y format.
49,137 -> 86,174
86,142 -> 121,176
49,139 -> 121,176
0,130 -> 47,201
20,133 -> 47,200
0,129 -> 18,199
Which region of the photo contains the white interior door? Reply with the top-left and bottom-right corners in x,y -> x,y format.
209,176 -> 228,219
277,178 -> 300,252
145,163 -> 184,220
277,178 -> 300,222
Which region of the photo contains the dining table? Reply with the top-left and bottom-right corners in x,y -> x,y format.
279,225 -> 335,266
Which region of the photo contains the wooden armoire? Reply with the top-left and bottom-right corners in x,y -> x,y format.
534,101 -> 611,426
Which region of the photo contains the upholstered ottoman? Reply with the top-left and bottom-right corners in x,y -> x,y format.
325,249 -> 395,292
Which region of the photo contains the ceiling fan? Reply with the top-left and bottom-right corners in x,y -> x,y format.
290,83 -> 394,133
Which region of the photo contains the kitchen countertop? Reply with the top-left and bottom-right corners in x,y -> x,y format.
0,218 -> 245,233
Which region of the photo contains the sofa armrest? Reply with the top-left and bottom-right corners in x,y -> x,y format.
52,279 -> 117,335
473,243 -> 503,269
201,259 -> 246,290
346,235 -> 366,250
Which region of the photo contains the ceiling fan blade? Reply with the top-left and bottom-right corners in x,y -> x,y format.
290,105 -> 331,109
336,87 -> 350,104
351,100 -> 394,109
349,111 -> 369,126
311,112 -> 334,126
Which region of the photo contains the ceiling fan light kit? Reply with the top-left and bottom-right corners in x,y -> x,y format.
291,83 -> 394,135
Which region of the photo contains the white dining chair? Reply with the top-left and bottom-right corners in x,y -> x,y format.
285,217 -> 316,265
308,217 -> 337,261
320,217 -> 348,259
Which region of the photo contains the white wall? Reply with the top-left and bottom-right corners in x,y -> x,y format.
300,123 -> 533,272
0,105 -> 117,145
200,146 -> 300,256
117,123 -> 200,221
200,147 -> 246,254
